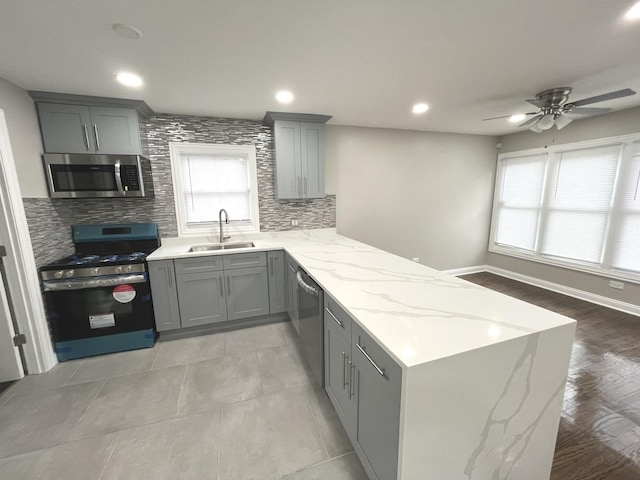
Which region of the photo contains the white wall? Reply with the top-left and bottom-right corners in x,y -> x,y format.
0,77 -> 46,198
325,125 -> 498,270
489,106 -> 640,307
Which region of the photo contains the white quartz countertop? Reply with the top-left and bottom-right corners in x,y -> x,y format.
147,228 -> 575,369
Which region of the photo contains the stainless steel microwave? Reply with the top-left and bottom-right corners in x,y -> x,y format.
43,154 -> 147,198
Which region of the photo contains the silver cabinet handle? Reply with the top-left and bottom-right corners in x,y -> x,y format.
289,264 -> 296,273
325,307 -> 343,327
226,275 -> 231,296
93,124 -> 100,150
270,256 -> 274,276
342,352 -> 347,388
304,177 -> 307,195
297,176 -> 302,197
167,265 -> 173,288
82,125 -> 90,150
349,362 -> 355,399
219,277 -> 224,297
356,343 -> 386,377
114,160 -> 126,196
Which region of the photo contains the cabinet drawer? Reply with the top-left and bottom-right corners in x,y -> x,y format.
324,295 -> 352,341
353,323 -> 402,406
174,256 -> 224,274
223,252 -> 267,270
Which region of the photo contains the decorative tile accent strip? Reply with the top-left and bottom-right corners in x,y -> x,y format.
22,114 -> 335,266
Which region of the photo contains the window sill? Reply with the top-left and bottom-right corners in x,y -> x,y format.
488,244 -> 640,285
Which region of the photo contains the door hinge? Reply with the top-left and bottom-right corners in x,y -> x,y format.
13,333 -> 26,347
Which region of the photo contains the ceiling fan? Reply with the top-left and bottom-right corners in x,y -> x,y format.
483,87 -> 636,132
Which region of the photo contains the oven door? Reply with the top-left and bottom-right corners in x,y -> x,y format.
42,274 -> 154,342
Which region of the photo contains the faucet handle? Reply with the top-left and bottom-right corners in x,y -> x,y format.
223,235 -> 231,240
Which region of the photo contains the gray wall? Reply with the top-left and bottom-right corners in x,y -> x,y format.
489,106 -> 640,307
325,125 -> 498,270
0,77 -> 46,197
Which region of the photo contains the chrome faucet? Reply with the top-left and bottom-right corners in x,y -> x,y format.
218,209 -> 230,243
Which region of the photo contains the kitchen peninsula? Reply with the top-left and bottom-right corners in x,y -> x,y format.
147,228 -> 576,480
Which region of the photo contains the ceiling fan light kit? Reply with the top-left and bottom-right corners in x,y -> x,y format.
483,87 -> 636,133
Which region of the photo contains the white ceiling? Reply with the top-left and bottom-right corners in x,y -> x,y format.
1,0 -> 640,136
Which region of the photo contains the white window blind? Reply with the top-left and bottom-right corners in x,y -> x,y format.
180,153 -> 251,226
541,145 -> 621,263
494,154 -> 547,251
611,142 -> 640,272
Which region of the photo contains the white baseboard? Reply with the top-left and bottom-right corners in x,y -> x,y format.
442,265 -> 487,276
443,264 -> 640,317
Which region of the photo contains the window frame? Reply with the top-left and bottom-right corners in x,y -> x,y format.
489,132 -> 640,284
169,142 -> 260,237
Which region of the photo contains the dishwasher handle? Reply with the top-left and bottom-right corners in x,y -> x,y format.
296,271 -> 318,297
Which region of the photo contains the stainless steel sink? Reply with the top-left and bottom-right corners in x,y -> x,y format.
189,241 -> 255,252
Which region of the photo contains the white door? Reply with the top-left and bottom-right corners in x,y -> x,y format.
0,248 -> 23,381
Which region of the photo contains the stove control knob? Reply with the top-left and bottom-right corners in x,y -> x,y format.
64,270 -> 74,278
54,270 -> 64,279
115,266 -> 123,274
126,265 -> 133,273
93,267 -> 100,275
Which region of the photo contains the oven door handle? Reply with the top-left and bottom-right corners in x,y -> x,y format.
42,273 -> 147,291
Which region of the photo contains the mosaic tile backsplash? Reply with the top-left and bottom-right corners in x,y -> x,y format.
23,114 -> 336,267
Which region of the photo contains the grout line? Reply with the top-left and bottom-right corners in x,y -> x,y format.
149,343 -> 162,370
62,360 -> 87,387
73,377 -> 109,433
303,387 -> 330,461
174,364 -> 189,417
97,431 -> 120,480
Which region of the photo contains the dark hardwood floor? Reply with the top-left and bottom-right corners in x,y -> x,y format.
462,272 -> 640,480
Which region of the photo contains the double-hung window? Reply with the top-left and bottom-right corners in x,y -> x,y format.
169,142 -> 260,236
490,134 -> 640,281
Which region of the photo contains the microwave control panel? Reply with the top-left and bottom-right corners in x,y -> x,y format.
121,165 -> 141,191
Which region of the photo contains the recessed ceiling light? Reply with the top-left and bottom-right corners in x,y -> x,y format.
412,103 -> 429,114
624,1 -> 640,20
112,23 -> 143,40
275,91 -> 294,103
509,113 -> 526,123
116,72 -> 143,87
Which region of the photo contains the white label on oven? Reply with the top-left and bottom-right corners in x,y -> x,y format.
113,284 -> 136,303
89,313 -> 115,329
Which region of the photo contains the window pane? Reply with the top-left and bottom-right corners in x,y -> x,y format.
548,145 -> 620,211
611,213 -> 640,272
500,154 -> 547,207
495,207 -> 539,250
542,211 -> 608,263
620,143 -> 640,212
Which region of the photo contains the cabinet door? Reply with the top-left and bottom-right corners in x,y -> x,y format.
286,256 -> 299,333
268,251 -> 286,314
274,120 -> 302,199
352,333 -> 401,480
176,271 -> 227,328
225,267 -> 270,321
324,313 -> 356,440
148,260 -> 181,332
301,122 -> 325,199
37,103 -> 94,154
90,106 -> 141,155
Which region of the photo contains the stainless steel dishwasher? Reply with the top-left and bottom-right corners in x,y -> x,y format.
296,268 -> 324,387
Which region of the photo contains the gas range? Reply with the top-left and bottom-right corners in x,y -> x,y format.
41,252 -> 149,280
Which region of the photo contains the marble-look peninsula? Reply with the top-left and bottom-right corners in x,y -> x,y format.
148,228 -> 576,480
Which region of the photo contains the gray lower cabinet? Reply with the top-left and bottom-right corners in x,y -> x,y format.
36,102 -> 142,155
148,260 -> 180,332
324,295 -> 402,480
224,266 -> 270,321
268,251 -> 287,314
176,271 -> 227,328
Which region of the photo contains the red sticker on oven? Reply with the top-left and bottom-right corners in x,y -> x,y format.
113,284 -> 136,303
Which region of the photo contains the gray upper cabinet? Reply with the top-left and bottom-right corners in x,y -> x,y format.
225,266 -> 270,321
148,260 -> 181,332
90,106 -> 141,155
176,271 -> 228,328
263,112 -> 331,200
268,251 -> 287,314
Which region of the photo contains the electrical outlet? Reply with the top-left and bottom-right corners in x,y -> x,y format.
291,218 -> 298,226
609,280 -> 624,290
412,257 -> 419,263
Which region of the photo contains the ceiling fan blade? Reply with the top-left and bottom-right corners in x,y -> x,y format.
482,112 -> 538,121
565,107 -> 611,116
571,88 -> 636,107
519,114 -> 543,128
526,98 -> 547,108
555,114 -> 573,130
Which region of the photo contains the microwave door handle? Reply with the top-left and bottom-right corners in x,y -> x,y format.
114,160 -> 126,196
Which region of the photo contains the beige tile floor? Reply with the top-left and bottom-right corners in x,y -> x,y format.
0,321 -> 368,480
